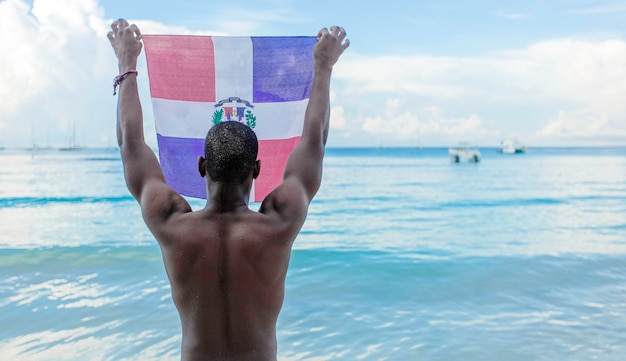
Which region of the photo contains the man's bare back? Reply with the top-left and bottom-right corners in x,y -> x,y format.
108,18 -> 349,360
158,209 -> 294,360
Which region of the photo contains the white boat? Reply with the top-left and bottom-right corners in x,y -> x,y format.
59,122 -> 84,151
498,138 -> 526,154
449,143 -> 481,163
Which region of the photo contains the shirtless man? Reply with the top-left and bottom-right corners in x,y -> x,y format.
107,18 -> 349,361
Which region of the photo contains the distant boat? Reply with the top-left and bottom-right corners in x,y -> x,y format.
59,123 -> 84,151
59,144 -> 84,151
498,138 -> 526,154
27,122 -> 44,151
449,143 -> 481,163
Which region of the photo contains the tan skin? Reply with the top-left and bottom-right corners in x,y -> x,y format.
108,19 -> 349,361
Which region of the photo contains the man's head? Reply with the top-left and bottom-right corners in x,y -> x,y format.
200,121 -> 259,183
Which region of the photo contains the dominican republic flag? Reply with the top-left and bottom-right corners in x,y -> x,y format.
142,35 -> 316,202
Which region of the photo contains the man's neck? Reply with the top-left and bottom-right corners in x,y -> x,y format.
206,182 -> 250,213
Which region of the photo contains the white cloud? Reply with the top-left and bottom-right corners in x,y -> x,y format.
0,0 -> 115,146
332,37 -> 626,144
497,11 -> 526,19
362,98 -> 422,138
132,20 -> 225,37
359,99 -> 497,144
203,3 -> 311,35
0,0 -> 46,115
0,0 -> 205,148
335,54 -> 472,99
336,38 -> 626,104
575,4 -> 626,14
538,109 -> 626,138
330,106 -> 346,130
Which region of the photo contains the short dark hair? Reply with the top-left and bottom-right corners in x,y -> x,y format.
204,121 -> 258,183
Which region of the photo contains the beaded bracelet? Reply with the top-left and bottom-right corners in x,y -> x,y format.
112,70 -> 138,95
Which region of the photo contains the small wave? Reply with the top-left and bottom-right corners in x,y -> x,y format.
439,197 -> 566,208
0,196 -> 135,207
82,157 -> 121,162
0,245 -> 162,268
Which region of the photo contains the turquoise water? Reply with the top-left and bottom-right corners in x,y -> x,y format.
0,147 -> 625,360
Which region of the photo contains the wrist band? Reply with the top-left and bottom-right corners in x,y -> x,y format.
113,70 -> 138,95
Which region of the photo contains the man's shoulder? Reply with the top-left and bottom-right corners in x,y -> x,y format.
156,208 -> 296,248
165,208 -> 280,232
140,183 -> 192,226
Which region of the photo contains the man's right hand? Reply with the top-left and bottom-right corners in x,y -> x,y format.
259,25 -> 349,222
314,26 -> 350,71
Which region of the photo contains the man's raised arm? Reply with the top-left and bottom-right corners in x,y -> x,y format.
261,26 -> 349,215
108,19 -> 190,223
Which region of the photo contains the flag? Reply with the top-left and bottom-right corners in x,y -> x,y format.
142,35 -> 316,202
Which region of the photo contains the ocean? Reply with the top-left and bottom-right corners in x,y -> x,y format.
0,147 -> 625,360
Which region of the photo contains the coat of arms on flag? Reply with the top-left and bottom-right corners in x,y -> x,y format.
142,35 -> 316,202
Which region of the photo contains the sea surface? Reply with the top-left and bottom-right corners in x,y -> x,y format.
0,147 -> 625,361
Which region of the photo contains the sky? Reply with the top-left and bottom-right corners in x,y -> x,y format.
1,0 -> 626,148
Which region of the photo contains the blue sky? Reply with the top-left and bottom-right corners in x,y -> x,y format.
1,0 -> 626,148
